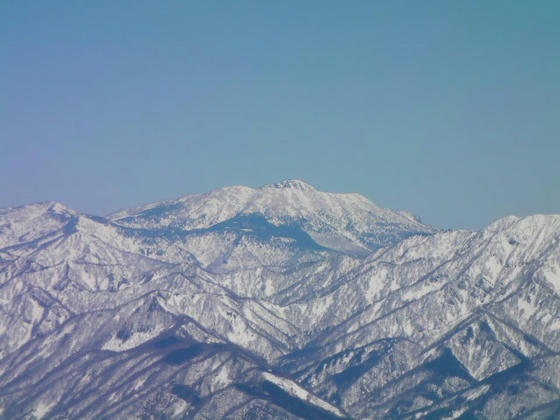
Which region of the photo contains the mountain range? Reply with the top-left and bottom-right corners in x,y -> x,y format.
1,180 -> 559,419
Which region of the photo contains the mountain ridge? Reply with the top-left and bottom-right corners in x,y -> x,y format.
0,181 -> 559,419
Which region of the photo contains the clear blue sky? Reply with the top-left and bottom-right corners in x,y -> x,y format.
1,1 -> 559,229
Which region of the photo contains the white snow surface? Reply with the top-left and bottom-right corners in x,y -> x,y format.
262,372 -> 346,417
1,181 -> 560,419
108,179 -> 435,253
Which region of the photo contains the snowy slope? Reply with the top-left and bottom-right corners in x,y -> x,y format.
109,179 -> 436,254
0,181 -> 559,419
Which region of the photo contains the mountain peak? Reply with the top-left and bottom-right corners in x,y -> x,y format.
263,179 -> 317,192
107,179 -> 437,254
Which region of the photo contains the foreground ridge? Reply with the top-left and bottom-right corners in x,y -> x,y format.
0,182 -> 559,419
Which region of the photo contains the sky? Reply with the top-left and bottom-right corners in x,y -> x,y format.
1,1 -> 559,230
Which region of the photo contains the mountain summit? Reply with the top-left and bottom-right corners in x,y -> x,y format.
1,183 -> 559,419
265,179 -> 318,191
109,180 -> 435,254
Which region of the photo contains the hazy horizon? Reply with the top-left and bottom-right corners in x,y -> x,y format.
2,2 -> 559,229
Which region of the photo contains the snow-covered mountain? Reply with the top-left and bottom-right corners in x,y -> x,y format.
0,180 -> 559,419
109,179 -> 434,255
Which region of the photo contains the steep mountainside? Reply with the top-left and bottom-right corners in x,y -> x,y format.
0,181 -> 559,419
